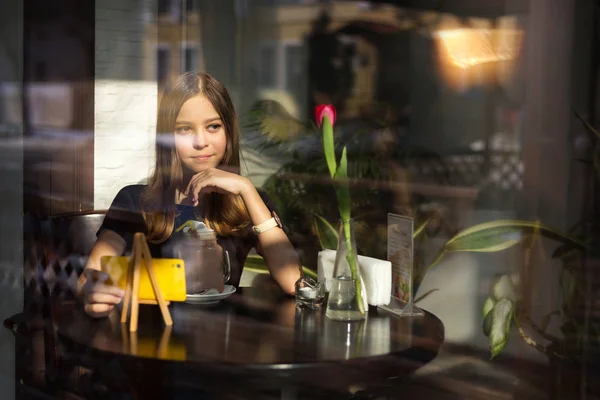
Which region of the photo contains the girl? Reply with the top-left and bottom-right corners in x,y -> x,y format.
80,72 -> 301,318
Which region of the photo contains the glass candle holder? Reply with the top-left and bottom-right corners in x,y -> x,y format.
295,276 -> 325,310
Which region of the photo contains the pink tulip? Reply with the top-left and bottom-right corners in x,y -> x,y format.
315,104 -> 336,128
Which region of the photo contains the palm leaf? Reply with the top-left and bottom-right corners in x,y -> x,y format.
244,99 -> 310,143
313,214 -> 338,250
243,254 -> 317,280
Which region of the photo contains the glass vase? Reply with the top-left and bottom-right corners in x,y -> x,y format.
325,218 -> 367,321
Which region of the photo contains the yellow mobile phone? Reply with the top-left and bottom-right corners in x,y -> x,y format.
100,256 -> 187,302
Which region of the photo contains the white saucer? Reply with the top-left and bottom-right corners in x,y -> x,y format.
186,285 -> 236,305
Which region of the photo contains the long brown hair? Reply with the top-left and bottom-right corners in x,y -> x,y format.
142,72 -> 250,243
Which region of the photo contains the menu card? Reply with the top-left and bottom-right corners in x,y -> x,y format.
378,213 -> 424,317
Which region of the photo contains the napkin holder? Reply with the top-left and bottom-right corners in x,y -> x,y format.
121,233 -> 173,332
317,249 -> 392,306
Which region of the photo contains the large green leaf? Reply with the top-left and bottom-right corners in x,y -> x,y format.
322,116 -> 337,178
243,254 -> 270,271
488,298 -> 514,359
446,220 -> 585,253
334,146 -> 351,221
313,214 -> 338,250
304,267 -> 320,280
446,226 -> 523,252
491,274 -> 518,302
483,307 -> 494,337
482,296 -> 496,320
243,254 -> 318,280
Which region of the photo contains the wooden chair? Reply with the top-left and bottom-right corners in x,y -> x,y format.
8,211 -> 108,398
40,211 -> 107,295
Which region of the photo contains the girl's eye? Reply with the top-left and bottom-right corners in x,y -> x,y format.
175,126 -> 193,134
207,124 -> 222,132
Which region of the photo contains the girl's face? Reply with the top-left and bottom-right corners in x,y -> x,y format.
174,95 -> 227,175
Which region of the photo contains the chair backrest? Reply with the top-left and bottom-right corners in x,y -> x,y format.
24,211 -> 107,300
44,211 -> 107,259
21,211 -> 107,393
23,213 -> 47,302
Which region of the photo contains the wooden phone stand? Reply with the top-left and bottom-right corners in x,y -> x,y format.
121,232 -> 173,332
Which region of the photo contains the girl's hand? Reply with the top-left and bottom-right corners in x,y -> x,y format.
81,269 -> 125,318
185,168 -> 251,206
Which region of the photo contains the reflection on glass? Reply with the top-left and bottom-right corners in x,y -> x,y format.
118,317 -> 187,361
435,28 -> 523,69
11,0 -> 598,398
434,26 -> 524,90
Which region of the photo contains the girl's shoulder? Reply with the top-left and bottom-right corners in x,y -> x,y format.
109,184 -> 148,212
100,185 -> 148,238
117,184 -> 147,197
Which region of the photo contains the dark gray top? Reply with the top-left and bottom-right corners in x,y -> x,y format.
97,184 -> 277,287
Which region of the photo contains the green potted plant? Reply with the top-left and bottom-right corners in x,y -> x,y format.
246,100 -> 598,397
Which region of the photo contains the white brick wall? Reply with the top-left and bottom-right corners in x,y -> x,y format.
94,80 -> 157,208
94,0 -> 157,209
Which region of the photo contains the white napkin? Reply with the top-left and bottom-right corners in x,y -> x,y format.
318,249 -> 391,306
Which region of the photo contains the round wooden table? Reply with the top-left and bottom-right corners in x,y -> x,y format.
55,288 -> 444,399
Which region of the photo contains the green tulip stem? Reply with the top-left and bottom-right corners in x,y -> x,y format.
322,116 -> 337,178
343,217 -> 365,315
319,106 -> 364,315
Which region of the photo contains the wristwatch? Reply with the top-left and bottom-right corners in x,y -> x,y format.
252,211 -> 282,235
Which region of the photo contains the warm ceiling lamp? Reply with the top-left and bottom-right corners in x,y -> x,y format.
434,28 -> 524,89
435,28 -> 523,68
